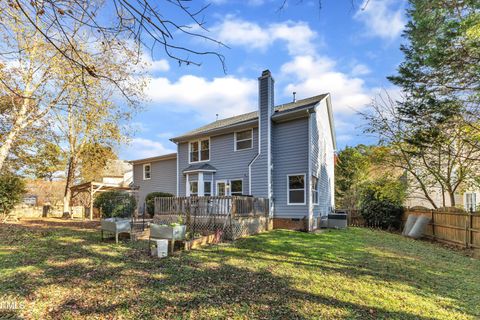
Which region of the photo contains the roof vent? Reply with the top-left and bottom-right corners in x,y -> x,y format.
293,92 -> 297,103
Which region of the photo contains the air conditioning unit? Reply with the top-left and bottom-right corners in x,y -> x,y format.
327,213 -> 347,229
319,215 -> 329,228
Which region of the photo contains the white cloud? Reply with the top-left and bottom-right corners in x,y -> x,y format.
354,0 -> 406,40
124,138 -> 175,160
281,55 -> 372,114
141,53 -> 170,72
210,17 -> 373,115
142,16 -> 380,146
212,17 -> 318,55
146,75 -> 257,120
351,63 -> 371,76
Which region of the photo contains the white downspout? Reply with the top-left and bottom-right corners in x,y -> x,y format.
176,142 -> 179,196
248,126 -> 261,195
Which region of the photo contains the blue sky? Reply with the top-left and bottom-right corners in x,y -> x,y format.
119,0 -> 407,160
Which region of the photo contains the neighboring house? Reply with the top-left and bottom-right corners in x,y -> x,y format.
22,195 -> 38,206
131,70 -> 336,230
130,153 -> 178,209
406,185 -> 479,212
100,159 -> 133,187
22,179 -> 65,206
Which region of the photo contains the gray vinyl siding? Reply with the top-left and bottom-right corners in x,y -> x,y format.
133,158 -> 177,210
177,128 -> 259,196
311,101 -> 334,217
272,117 -> 310,218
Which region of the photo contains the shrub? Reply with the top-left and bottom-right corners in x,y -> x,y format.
94,191 -> 136,218
145,192 -> 174,215
359,177 -> 406,230
0,174 -> 26,217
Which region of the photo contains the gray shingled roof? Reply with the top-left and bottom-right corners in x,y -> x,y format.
171,94 -> 328,142
274,94 -> 328,112
129,152 -> 177,165
183,163 -> 217,173
176,111 -> 258,140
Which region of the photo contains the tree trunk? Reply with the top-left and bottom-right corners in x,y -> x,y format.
63,156 -> 77,218
0,101 -> 29,171
0,129 -> 18,171
448,190 -> 456,207
441,186 -> 446,208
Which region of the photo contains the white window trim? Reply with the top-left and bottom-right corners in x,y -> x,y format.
234,128 -> 253,152
189,180 -> 199,196
287,173 -> 306,206
312,176 -> 319,205
188,137 -> 211,164
465,192 -> 477,212
216,180 -> 228,196
143,163 -> 151,180
230,179 -> 243,196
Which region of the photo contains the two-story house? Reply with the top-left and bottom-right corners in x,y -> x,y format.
131,70 -> 336,230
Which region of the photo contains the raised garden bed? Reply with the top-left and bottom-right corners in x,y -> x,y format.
182,232 -> 221,250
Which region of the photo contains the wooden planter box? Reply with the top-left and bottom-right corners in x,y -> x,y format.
182,233 -> 220,250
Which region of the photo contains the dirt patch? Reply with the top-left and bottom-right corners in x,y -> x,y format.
6,218 -> 100,230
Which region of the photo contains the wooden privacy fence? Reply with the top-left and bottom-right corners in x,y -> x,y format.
403,209 -> 480,249
346,209 -> 363,227
153,196 -> 270,240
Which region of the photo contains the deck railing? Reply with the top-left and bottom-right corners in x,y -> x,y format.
153,196 -> 270,240
154,196 -> 269,218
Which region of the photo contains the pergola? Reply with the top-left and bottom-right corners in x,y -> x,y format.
70,181 -> 134,220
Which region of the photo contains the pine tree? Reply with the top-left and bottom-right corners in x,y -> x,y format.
388,0 -> 480,143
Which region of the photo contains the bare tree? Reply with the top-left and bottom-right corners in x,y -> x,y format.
0,0 -> 226,78
0,6 -> 145,172
363,92 -> 480,209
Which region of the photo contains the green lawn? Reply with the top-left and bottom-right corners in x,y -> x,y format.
1,219 -> 479,320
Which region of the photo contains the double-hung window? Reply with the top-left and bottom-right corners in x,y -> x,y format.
189,181 -> 198,196
311,176 -> 319,205
288,174 -> 305,205
466,193 -> 476,212
189,139 -> 210,162
230,180 -> 243,196
143,163 -> 151,180
235,129 -> 253,151
204,181 -> 212,196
